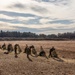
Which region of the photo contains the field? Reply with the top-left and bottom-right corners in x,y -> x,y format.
0,41 -> 75,75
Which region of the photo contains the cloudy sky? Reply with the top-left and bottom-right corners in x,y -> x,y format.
0,0 -> 75,34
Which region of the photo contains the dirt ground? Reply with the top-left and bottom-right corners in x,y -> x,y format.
0,41 -> 75,75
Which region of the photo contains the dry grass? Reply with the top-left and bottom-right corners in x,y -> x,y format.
0,41 -> 75,75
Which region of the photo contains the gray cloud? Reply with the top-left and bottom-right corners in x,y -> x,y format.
13,3 -> 25,8
31,5 -> 48,14
47,19 -> 74,24
0,18 -> 42,25
12,26 -> 75,34
24,17 -> 42,25
9,3 -> 49,14
0,10 -> 46,25
0,10 -> 39,17
36,0 -> 69,5
0,18 -> 22,24
8,3 -> 26,9
11,26 -> 59,33
36,0 -> 68,3
12,26 -> 41,33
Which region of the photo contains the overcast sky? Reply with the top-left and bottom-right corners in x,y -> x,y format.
0,0 -> 75,34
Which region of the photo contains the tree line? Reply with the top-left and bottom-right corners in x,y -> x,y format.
0,30 -> 75,40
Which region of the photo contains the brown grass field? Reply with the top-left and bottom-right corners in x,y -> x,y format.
0,41 -> 75,75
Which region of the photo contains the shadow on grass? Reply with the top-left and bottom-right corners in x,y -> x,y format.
27,55 -> 33,62
52,57 -> 64,62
